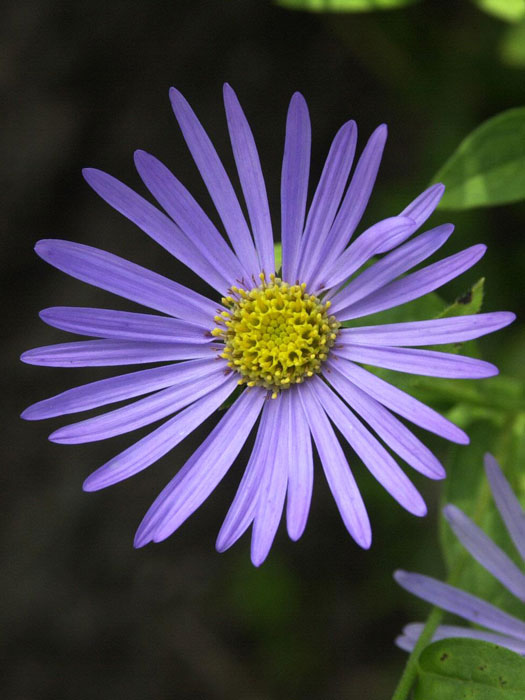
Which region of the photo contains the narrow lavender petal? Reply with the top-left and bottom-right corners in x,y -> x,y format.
299,382 -> 371,548
133,150 -> 249,285
339,313 -> 516,347
223,84 -> 274,276
169,87 -> 260,278
324,362 -> 445,479
330,224 -> 454,314
330,357 -> 468,444
21,358 -> 219,420
286,388 -> 314,541
336,244 -> 486,321
297,121 -> 357,285
82,168 -> 227,293
21,339 -> 221,367
311,376 -> 426,516
400,183 -> 445,226
35,239 -> 218,325
444,504 -> 525,602
310,125 -> 387,285
394,570 -> 525,639
251,392 -> 289,566
215,401 -> 274,553
83,376 -> 237,491
281,92 -> 311,283
49,367 -> 230,444
40,307 -> 213,342
319,216 -> 415,293
134,387 -> 265,547
485,453 -> 525,563
397,623 -> 525,655
335,344 -> 498,379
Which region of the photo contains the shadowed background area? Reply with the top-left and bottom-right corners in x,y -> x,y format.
3,1 -> 525,698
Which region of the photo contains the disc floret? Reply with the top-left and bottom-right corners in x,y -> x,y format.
212,274 -> 340,397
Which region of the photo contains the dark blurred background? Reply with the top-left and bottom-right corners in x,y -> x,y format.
3,1 -> 525,698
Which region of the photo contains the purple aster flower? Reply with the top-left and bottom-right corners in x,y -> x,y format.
21,85 -> 514,565
395,454 -> 525,655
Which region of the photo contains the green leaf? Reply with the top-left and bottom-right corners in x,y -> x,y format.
414,638 -> 525,699
432,107 -> 525,209
274,242 -> 282,274
437,278 -> 484,319
472,0 -> 525,23
500,21 -> 525,67
276,0 -> 420,12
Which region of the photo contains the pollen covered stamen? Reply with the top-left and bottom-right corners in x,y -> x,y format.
212,274 -> 340,396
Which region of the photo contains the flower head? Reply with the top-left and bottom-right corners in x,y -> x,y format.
395,454 -> 525,655
22,86 -> 514,565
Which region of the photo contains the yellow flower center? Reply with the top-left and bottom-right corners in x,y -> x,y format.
212,274 -> 340,398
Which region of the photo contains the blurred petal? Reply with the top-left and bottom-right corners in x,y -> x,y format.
286,389 -> 314,541
394,571 -> 525,639
444,504 -> 525,602
485,453 -> 525,562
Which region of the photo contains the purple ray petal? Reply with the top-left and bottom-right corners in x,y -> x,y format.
337,244 -> 486,321
169,88 -> 259,278
335,344 -> 498,379
34,239 -> 218,325
40,307 -> 213,342
394,570 -> 525,639
134,387 -> 265,547
444,504 -> 525,602
82,168 -> 227,293
21,358 -> 220,420
49,367 -> 230,444
215,400 -> 274,553
299,382 -> 371,548
223,84 -> 274,276
310,125 -> 387,285
281,92 -> 311,283
21,339 -> 221,367
83,377 -> 237,491
319,216 -> 415,293
286,389 -> 313,541
330,224 -> 454,314
297,120 -> 357,285
330,357 -> 468,444
311,376 -> 426,516
133,150 -> 248,285
324,362 -> 445,479
251,392 -> 289,566
339,313 -> 516,347
400,183 -> 445,227
397,623 -> 525,655
485,454 -> 525,563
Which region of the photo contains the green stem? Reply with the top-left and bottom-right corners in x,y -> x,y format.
391,606 -> 444,700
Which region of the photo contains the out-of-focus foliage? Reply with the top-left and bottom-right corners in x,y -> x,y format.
433,108 -> 525,210
473,0 -> 525,23
276,0 -> 420,12
414,638 -> 525,699
500,21 -> 525,67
